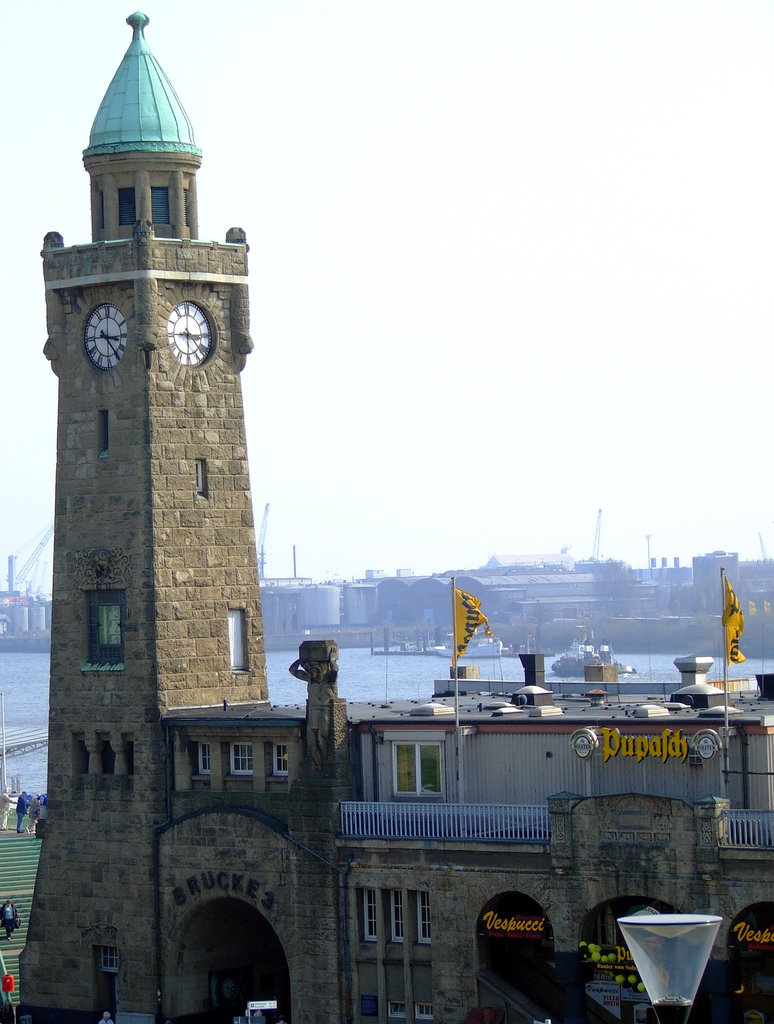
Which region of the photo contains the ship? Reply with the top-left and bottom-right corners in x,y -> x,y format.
427,636 -> 504,659
551,636 -> 635,677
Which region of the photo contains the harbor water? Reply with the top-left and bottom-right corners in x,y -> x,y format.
0,647 -> 761,797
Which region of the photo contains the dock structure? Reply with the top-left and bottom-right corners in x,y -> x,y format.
0,729 -> 47,762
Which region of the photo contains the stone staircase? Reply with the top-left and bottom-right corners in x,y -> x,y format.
0,836 -> 41,1007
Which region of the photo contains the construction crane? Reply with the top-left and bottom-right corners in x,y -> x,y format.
258,503 -> 270,579
591,509 -> 602,561
10,523 -> 54,593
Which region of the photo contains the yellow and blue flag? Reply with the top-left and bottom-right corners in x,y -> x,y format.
454,588 -> 493,658
723,577 -> 745,664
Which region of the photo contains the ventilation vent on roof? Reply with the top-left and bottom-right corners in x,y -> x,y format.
409,702 -> 455,716
633,704 -> 671,718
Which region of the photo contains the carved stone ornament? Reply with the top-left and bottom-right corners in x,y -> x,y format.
73,549 -> 132,590
133,220 -> 154,246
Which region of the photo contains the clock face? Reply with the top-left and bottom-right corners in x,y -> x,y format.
84,304 -> 127,369
221,977 -> 238,1001
167,301 -> 212,366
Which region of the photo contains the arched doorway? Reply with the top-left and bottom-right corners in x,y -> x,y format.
476,891 -> 556,1015
165,896 -> 291,1024
580,896 -> 675,1024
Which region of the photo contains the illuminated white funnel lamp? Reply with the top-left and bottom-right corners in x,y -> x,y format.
617,914 -> 721,1024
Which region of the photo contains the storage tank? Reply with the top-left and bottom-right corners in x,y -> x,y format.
298,586 -> 341,628
342,585 -> 378,625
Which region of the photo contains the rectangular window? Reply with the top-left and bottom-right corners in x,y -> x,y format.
195,459 -> 208,497
228,609 -> 247,670
151,186 -> 170,224
417,891 -> 431,943
363,889 -> 377,941
198,742 -> 211,775
390,890 -> 404,942
184,188 -> 190,227
101,946 -> 118,973
118,187 -> 136,225
388,1003 -> 406,1019
273,743 -> 288,776
393,743 -> 441,796
87,590 -> 125,665
415,1004 -> 433,1020
231,743 -> 253,775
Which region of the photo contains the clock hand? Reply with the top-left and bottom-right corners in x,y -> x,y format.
99,329 -> 122,356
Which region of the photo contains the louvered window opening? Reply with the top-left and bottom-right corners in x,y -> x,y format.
118,188 -> 136,226
151,187 -> 170,224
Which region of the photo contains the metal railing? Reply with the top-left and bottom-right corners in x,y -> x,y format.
720,809 -> 774,848
340,801 -> 550,842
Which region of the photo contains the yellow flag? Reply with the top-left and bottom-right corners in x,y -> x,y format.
454,588 -> 493,658
749,600 -> 757,617
766,601 -> 772,614
722,577 -> 745,664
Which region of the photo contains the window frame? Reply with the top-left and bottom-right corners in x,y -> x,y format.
86,590 -> 126,665
363,888 -> 377,942
230,742 -> 254,776
198,742 -> 211,775
392,742 -> 442,797
100,946 -> 119,973
417,890 -> 431,944
387,1003 -> 407,1019
390,889 -> 404,942
273,743 -> 288,776
414,1003 -> 433,1020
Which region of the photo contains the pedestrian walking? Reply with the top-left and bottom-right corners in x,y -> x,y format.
1,899 -> 18,939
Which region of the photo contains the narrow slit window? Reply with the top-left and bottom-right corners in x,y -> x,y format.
99,409 -> 109,456
228,609 -> 247,670
391,890 -> 404,942
195,459 -> 208,497
364,889 -> 377,941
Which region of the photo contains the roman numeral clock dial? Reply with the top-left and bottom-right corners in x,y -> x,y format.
84,303 -> 127,369
167,301 -> 213,366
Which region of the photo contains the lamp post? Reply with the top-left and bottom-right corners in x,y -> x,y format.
617,914 -> 722,1024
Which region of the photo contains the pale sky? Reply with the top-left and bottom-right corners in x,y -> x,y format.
2,0 -> 773,586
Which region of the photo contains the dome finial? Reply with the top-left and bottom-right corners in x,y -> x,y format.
126,12 -> 150,38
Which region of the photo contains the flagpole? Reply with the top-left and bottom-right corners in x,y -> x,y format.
451,577 -> 462,803
721,567 -> 730,795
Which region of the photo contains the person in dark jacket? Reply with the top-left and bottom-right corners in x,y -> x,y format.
15,793 -> 28,833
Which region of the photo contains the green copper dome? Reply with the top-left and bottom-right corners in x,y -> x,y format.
84,12 -> 201,159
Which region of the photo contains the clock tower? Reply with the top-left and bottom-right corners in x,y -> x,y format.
23,12 -> 268,1019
